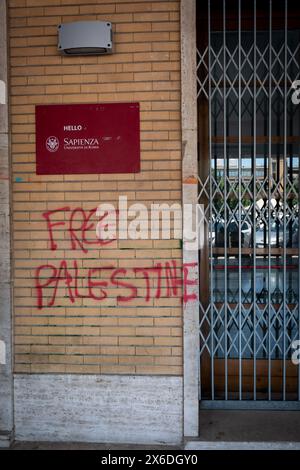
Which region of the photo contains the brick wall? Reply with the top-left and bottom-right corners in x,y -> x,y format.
9,0 -> 183,375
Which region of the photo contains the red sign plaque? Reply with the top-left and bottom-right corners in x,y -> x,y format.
36,103 -> 140,175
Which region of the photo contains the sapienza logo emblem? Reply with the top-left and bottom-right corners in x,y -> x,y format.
46,136 -> 59,153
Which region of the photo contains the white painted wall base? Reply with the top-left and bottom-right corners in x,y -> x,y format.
14,375 -> 183,445
0,432 -> 13,448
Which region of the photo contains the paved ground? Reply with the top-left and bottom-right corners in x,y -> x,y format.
198,410 -> 300,442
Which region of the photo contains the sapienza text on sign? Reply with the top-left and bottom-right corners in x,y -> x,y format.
35,206 -> 198,310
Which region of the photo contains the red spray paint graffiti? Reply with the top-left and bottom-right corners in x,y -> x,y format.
42,206 -> 115,253
34,207 -> 198,309
35,260 -> 197,309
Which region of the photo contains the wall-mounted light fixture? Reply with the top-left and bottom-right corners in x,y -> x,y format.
58,21 -> 113,55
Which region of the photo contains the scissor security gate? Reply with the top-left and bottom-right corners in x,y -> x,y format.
197,0 -> 300,407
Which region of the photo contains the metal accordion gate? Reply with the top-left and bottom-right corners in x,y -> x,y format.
197,0 -> 300,407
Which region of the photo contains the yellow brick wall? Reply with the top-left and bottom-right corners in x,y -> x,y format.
9,0 -> 183,375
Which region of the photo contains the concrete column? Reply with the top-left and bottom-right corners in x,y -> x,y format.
0,0 -> 14,448
181,0 -> 200,437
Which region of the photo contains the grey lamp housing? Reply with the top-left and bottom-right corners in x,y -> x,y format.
58,21 -> 113,55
